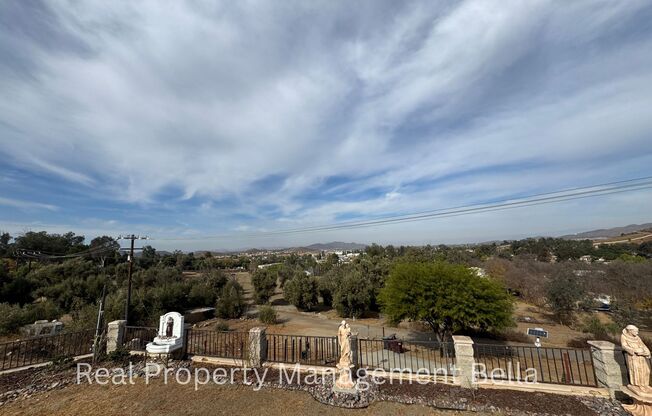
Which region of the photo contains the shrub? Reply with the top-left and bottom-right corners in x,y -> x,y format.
0,300 -> 61,335
581,316 -> 618,341
214,320 -> 230,331
215,279 -> 246,319
107,347 -> 132,365
258,304 -> 277,325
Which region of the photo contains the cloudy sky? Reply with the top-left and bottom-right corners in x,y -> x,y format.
1,0 -> 652,250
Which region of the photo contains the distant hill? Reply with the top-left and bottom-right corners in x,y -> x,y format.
560,223 -> 652,240
301,242 -> 368,251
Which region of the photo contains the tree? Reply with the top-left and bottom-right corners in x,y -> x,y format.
0,232 -> 12,257
88,236 -> 120,267
379,262 -> 514,341
216,279 -> 246,319
251,268 -> 277,304
284,273 -> 318,311
139,245 -> 159,269
332,270 -> 374,318
15,231 -> 86,255
545,272 -> 586,324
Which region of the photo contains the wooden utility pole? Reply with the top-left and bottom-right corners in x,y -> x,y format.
118,234 -> 147,324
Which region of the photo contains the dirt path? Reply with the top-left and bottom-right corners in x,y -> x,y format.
0,379 -> 488,416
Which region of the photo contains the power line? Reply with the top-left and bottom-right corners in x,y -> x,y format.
150,176 -> 652,241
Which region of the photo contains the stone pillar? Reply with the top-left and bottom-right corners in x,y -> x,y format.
453,335 -> 476,388
587,340 -> 628,398
247,327 -> 266,367
107,320 -> 127,353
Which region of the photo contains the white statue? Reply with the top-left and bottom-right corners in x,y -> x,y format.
334,320 -> 356,391
337,320 -> 352,367
620,325 -> 652,416
146,311 -> 184,354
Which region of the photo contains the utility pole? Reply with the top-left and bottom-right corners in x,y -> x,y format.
118,234 -> 148,324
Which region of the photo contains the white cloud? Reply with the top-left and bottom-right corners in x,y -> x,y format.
0,0 -> 651,248
0,197 -> 57,211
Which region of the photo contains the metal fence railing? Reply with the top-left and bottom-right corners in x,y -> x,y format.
266,334 -> 339,366
0,329 -> 95,371
473,343 -> 597,387
124,326 -> 157,351
357,338 -> 456,376
185,329 -> 247,359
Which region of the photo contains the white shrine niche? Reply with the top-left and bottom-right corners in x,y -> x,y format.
146,311 -> 185,354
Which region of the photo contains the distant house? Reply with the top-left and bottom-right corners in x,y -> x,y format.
579,255 -> 593,263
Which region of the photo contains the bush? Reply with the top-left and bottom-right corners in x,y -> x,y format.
214,320 -> 230,331
215,279 -> 246,319
0,300 -> 61,335
258,304 -> 277,325
581,316 -> 618,341
283,273 -> 318,311
66,303 -> 100,332
107,347 -> 132,365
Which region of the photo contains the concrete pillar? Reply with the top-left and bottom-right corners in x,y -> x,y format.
587,340 -> 628,398
453,335 -> 475,388
107,320 -> 127,353
247,327 -> 266,367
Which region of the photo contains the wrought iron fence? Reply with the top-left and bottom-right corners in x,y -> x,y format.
0,329 -> 95,371
266,334 -> 339,366
185,329 -> 247,359
357,338 -> 456,376
124,326 -> 157,351
473,343 -> 597,387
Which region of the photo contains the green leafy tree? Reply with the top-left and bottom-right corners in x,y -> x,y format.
251,268 -> 277,304
379,262 -> 514,341
333,270 -> 374,318
283,273 -> 318,311
88,236 -> 120,267
216,279 -> 246,319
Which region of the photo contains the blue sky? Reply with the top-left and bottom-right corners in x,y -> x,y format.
1,0 -> 652,251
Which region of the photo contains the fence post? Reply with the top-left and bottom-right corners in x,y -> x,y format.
453,336 -> 475,388
247,327 -> 266,367
587,340 -> 627,398
107,320 -> 127,354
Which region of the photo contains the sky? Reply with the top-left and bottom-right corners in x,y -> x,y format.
1,0 -> 652,251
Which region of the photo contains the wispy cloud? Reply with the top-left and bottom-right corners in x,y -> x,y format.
0,0 -> 651,248
0,197 -> 57,211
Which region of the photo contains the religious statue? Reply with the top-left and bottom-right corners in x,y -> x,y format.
337,320 -> 352,367
165,317 -> 175,338
334,320 -> 357,391
620,325 -> 652,416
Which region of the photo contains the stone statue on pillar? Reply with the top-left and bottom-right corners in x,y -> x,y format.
620,325 -> 652,416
